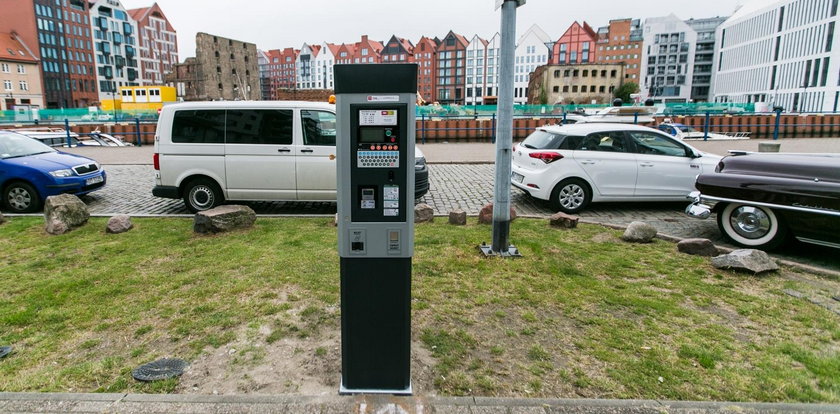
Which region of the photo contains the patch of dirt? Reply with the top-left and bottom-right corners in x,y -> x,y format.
176,327 -> 340,395
591,233 -> 619,244
175,306 -> 436,396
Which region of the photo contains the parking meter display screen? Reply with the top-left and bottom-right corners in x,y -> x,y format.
360,127 -> 393,143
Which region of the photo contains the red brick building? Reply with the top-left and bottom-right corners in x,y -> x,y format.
551,22 -> 599,65
1,0 -> 98,108
335,43 -> 355,65
351,35 -> 383,64
435,31 -> 468,104
596,18 -> 643,82
277,47 -> 298,89
128,2 -> 178,85
414,36 -> 437,103
381,35 -> 414,64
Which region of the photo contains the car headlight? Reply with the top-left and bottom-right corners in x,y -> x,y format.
49,169 -> 74,178
415,156 -> 426,170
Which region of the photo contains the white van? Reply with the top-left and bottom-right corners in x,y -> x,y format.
153,101 -> 429,212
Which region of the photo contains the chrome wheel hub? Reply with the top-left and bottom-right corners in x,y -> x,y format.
559,184 -> 584,210
730,206 -> 771,239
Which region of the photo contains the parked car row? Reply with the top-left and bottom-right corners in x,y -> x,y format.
3,102 -> 837,253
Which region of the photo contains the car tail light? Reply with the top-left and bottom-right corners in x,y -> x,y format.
529,151 -> 564,164
153,153 -> 160,170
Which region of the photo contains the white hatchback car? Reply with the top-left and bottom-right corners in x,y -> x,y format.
511,123 -> 721,213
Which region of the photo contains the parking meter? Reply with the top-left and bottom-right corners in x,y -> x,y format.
335,64 -> 417,394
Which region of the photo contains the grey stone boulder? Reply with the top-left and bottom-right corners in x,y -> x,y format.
549,212 -> 579,229
478,203 -> 518,224
414,203 -> 434,223
106,215 -> 134,234
677,238 -> 718,257
194,205 -> 256,234
44,194 -> 89,235
448,209 -> 467,225
621,221 -> 657,243
712,249 -> 779,274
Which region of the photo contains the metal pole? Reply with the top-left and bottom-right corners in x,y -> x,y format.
421,114 -> 426,144
562,111 -> 567,125
135,118 -> 142,147
633,112 -> 638,125
703,111 -> 710,140
491,113 -> 496,143
64,118 -> 71,147
490,0 -> 520,256
773,108 -> 782,140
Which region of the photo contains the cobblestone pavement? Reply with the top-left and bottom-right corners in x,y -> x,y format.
87,164 -> 720,242
81,164 -> 838,270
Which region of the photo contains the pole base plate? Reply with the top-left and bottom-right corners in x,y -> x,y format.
478,243 -> 523,257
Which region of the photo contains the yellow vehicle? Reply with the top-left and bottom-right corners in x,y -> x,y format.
101,86 -> 177,112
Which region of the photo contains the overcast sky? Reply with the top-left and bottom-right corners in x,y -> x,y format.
120,0 -> 750,61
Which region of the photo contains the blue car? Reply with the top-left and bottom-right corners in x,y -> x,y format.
0,130 -> 106,213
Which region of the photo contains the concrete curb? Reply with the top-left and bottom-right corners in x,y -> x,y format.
0,392 -> 837,413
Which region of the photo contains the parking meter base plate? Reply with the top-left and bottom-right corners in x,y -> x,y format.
339,381 -> 413,396
478,243 -> 523,258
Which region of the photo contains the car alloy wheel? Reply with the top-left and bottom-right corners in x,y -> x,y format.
718,203 -> 787,249
550,178 -> 591,214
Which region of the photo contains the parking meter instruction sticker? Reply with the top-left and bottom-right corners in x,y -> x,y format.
360,110 -> 398,126
384,185 -> 399,217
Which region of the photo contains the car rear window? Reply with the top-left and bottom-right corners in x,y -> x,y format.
520,130 -> 582,150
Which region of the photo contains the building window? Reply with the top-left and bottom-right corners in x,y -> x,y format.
572,85 -> 578,93
553,86 -> 559,92
16,64 -> 25,74
19,81 -> 28,91
581,85 -> 587,93
1,63 -> 8,73
563,85 -> 569,92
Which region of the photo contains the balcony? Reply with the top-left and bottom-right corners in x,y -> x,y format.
127,68 -> 137,81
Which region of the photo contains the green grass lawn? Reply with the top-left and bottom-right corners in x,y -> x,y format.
0,217 -> 837,401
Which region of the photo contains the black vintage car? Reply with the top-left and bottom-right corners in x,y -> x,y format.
686,152 -> 840,250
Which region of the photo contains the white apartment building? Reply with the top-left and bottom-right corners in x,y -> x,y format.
296,43 -> 319,89
89,0 -> 140,103
313,42 -> 336,90
640,14 -> 699,103
711,0 -> 840,112
465,34 -> 500,105
514,24 -> 551,104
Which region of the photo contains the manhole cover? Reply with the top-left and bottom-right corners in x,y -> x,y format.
132,358 -> 188,382
0,346 -> 12,358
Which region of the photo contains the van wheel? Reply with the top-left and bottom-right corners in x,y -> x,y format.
183,178 -> 222,213
3,182 -> 41,213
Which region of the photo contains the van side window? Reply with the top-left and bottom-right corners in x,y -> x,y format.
301,110 -> 337,146
172,110 -> 225,144
226,110 -> 293,145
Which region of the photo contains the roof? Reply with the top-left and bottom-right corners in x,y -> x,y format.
0,33 -> 37,64
539,122 -> 661,135
127,6 -> 149,21
518,24 -> 552,45
727,0 -> 780,23
325,43 -> 341,56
